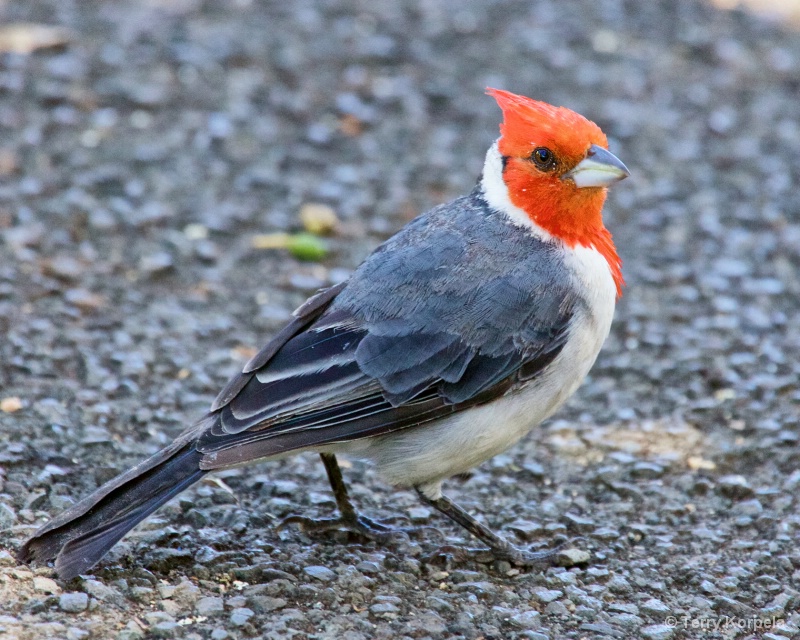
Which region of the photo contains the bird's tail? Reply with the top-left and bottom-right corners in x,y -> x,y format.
17,435 -> 207,580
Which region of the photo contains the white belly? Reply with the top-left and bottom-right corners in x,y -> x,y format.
327,242 -> 617,498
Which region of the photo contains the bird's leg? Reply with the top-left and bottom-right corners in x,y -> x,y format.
415,488 -> 572,567
279,453 -> 396,541
320,453 -> 396,536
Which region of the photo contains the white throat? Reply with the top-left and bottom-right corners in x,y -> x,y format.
479,141 -> 554,242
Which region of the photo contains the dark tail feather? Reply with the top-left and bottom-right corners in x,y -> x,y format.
18,438 -> 206,580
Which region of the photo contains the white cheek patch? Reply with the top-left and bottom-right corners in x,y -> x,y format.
479,142 -> 554,242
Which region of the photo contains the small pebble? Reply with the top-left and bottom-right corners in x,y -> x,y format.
82,579 -> 123,606
370,602 -> 399,615
226,596 -> 246,609
717,475 -> 755,499
139,252 -> 174,275
0,397 -> 23,413
545,600 -> 570,616
356,561 -> 380,574
407,506 -> 431,522
641,598 -> 670,616
33,577 -> 60,594
195,596 -> 224,617
59,593 -> 89,613
509,610 -> 542,629
607,574 -> 633,594
149,621 -> 178,638
117,621 -> 145,640
563,513 -> 595,532
641,623 -> 675,640
43,256 -> 84,281
229,607 -> 254,626
303,566 -> 336,582
508,520 -> 544,540
557,548 -> 591,566
631,461 -> 665,478
0,504 -> 17,528
591,527 -> 620,540
531,588 -> 563,604
247,596 -> 287,613
299,202 -> 339,235
586,567 -> 610,579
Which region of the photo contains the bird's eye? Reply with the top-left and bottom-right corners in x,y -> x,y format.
531,147 -> 556,170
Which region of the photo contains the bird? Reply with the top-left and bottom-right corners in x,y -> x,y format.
18,88 -> 629,580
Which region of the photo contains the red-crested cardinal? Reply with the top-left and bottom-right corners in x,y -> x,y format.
19,88 -> 629,579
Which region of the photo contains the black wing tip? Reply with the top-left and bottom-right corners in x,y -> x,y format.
54,565 -> 86,582
54,540 -> 100,581
17,528 -> 62,566
16,538 -> 65,580
20,541 -> 96,581
16,540 -> 39,565
15,525 -> 95,581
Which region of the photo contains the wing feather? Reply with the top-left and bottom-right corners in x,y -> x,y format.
195,192 -> 581,469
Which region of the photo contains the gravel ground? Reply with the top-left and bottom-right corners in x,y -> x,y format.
1,1 -> 800,639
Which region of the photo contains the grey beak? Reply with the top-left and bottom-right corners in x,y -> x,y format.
563,144 -> 630,188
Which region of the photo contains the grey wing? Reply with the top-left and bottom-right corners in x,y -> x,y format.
196,195 -> 578,469
196,307 -> 570,469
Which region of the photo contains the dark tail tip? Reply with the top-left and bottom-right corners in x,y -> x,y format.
18,442 -> 206,579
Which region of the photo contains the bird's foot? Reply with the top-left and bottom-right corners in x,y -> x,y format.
278,512 -> 400,543
425,536 -> 583,569
485,536 -> 578,567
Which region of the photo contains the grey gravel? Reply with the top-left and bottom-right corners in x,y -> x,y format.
247,595 -> 287,613
229,607 -> 254,626
195,597 -> 224,617
531,588 -> 563,604
717,474 -> 756,499
82,579 -> 123,606
508,520 -> 545,540
149,621 -> 178,638
370,602 -> 400,615
509,610 -> 543,629
606,574 -> 633,594
0,505 -> 16,529
32,576 -> 59,594
641,623 -> 676,640
2,1 -> 800,639
545,600 -> 570,616
355,560 -> 380,574
117,622 -> 145,640
556,548 -> 592,566
303,565 -> 336,582
58,593 -> 89,613
641,598 -> 671,617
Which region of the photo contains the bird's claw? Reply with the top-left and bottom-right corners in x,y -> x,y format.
278,513 -> 398,542
424,536 -> 584,569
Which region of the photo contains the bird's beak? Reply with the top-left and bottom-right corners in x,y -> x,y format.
563,144 -> 630,188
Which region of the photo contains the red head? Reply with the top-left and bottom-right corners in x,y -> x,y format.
486,88 -> 628,295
